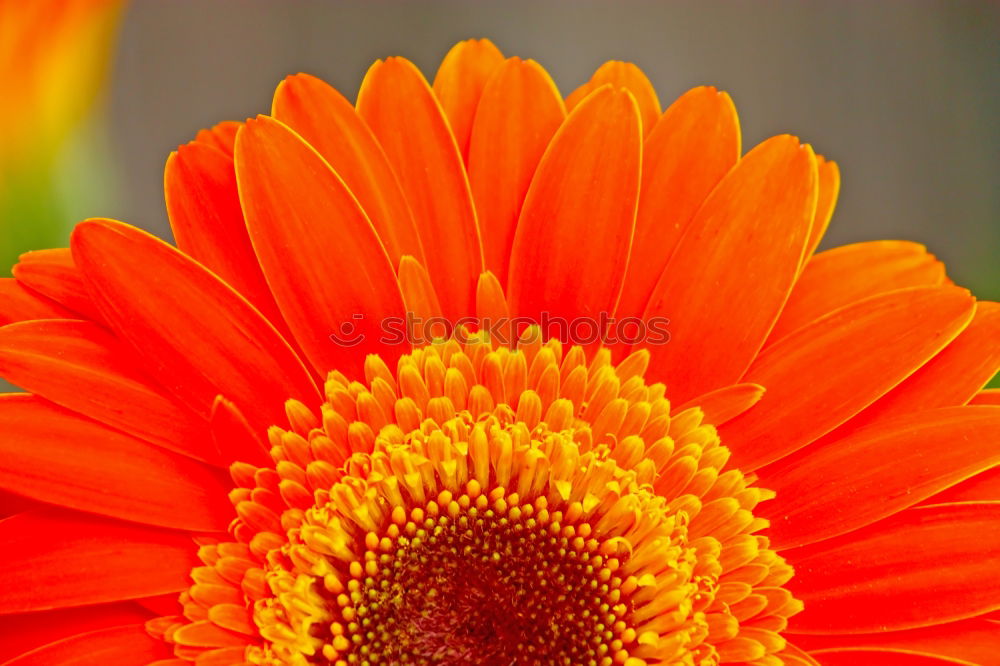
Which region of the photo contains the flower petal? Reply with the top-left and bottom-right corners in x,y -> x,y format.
780,643 -> 822,666
0,604 -> 151,663
169,618 -> 247,647
563,82 -> 596,112
0,508 -> 200,614
644,135 -> 818,402
272,73 -> 424,267
808,650 -> 974,665
397,257 -> 447,347
795,617 -> 1000,666
476,271 -> 512,346
565,61 -> 660,135
672,383 -> 765,426
0,394 -> 232,531
767,241 -> 945,346
718,286 -> 975,471
786,502 -> 1000,633
0,278 -> 76,325
398,256 -> 443,331
0,488 -> 39,519
175,648 -> 243,665
801,155 -> 841,261
507,86 -> 641,337
210,395 -> 270,467
194,120 -> 241,156
970,389 -> 1000,406
808,300 -> 1000,443
759,406 -> 1000,550
357,57 -> 483,320
164,140 -> 286,327
71,218 -> 319,431
135,593 -> 183,617
12,249 -> 103,322
1,624 -> 172,666
616,86 -> 740,320
235,116 -> 407,379
432,38 -> 505,161
467,57 -> 565,284
927,466 -> 1000,504
0,319 -> 212,462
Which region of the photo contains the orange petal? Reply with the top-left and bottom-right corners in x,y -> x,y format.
467,57 -> 565,284
0,488 -> 39,519
208,604 -> 254,635
194,120 -> 241,156
718,286 -> 974,471
399,257 -> 453,346
780,643 -> 822,666
507,86 -> 641,339
0,319 -> 212,463
358,57 -> 483,321
564,81 -> 596,113
0,603 -> 151,662
672,383 -> 765,426
210,395 -> 270,467
432,38 -> 505,161
188,645 -> 247,666
644,135 -> 818,402
970,389 -> 1000,406
778,299 -> 999,477
795,617 -> 1000,666
171,621 -> 246,649
0,395 -> 232,531
0,508 -> 200,614
812,300 -> 1000,440
2,624 -> 173,666
808,650 -> 975,665
801,155 -> 841,262
399,257 -> 441,344
568,61 -> 660,136
134,592 -> 182,617
272,73 -> 425,267
235,116 -> 407,379
616,86 -> 741,320
926,466 -> 1000,504
165,141 -> 286,328
759,406 -> 1000,550
185,647 -> 246,666
72,218 -> 319,431
476,270 -> 512,347
767,241 -> 946,346
786,502 -> 1000,633
12,248 -> 103,322
0,278 -> 76,325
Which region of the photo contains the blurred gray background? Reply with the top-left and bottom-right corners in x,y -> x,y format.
100,0 -> 998,299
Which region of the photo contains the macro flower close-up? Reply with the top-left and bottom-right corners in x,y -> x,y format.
1,5 -> 998,666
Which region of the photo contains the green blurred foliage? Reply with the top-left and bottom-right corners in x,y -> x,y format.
0,168 -> 63,275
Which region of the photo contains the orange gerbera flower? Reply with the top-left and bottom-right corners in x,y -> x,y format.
1,39 -> 998,666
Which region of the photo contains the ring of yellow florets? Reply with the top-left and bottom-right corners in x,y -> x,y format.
255,412 -> 710,666
156,332 -> 800,666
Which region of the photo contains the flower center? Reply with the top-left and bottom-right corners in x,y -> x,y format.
350,492 -> 621,665
160,331 -> 801,666
260,412 -> 708,666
